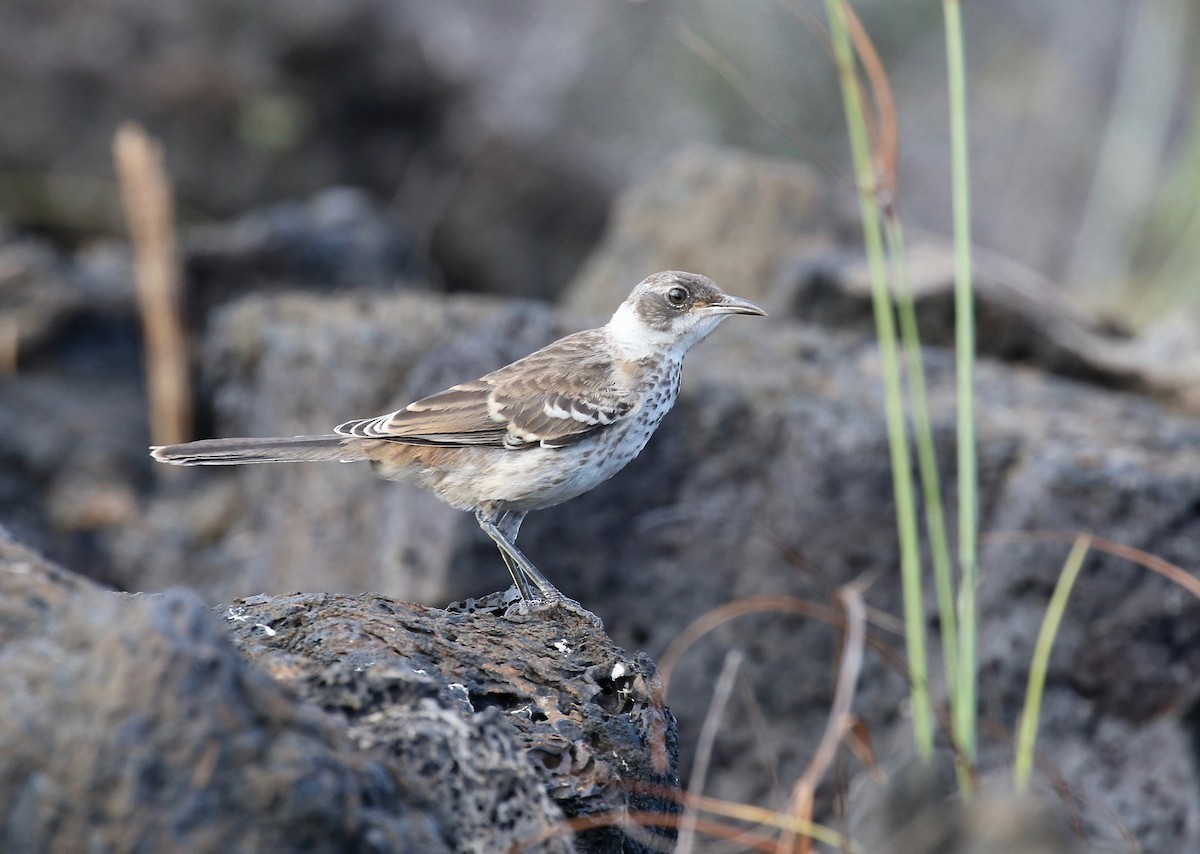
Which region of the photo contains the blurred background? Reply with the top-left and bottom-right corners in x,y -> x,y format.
1,0 -> 1197,308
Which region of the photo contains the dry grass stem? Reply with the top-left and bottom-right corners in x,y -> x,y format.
782,585 -> 867,854
983,530 -> 1200,599
738,673 -> 787,808
673,23 -> 848,184
113,122 -> 191,449
843,717 -> 883,783
0,318 -> 17,374
678,649 -> 743,854
840,0 -> 898,204
511,788 -> 858,854
659,595 -> 900,696
510,808 -> 778,854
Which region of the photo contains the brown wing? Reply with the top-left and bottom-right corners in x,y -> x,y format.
335,330 -> 638,449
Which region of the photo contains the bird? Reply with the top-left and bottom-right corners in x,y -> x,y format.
152,271 -> 766,604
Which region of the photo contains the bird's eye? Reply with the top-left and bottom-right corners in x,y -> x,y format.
666,286 -> 689,308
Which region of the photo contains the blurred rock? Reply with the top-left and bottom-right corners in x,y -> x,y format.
0,0 -> 1190,303
0,528 -> 680,852
778,238 -> 1200,406
0,0 -> 612,298
0,231 -> 147,578
0,0 -> 451,221
183,187 -> 431,310
0,189 -> 432,581
565,146 -> 834,317
852,762 -> 1076,854
0,529 -> 451,853
0,229 -> 135,359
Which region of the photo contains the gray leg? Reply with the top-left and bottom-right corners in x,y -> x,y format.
493,511 -> 533,600
475,509 -> 562,601
496,544 -> 534,602
495,510 -> 526,543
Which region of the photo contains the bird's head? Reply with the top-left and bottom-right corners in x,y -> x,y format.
608,271 -> 767,358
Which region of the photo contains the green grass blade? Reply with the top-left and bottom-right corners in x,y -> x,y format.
943,0 -> 979,771
1014,535 -> 1092,792
884,215 -> 959,696
825,0 -> 932,758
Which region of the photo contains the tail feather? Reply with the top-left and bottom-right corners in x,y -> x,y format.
151,435 -> 367,466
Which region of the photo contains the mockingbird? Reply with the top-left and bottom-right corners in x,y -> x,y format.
153,271 -> 766,603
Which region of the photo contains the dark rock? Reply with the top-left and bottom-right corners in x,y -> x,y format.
852,762 -> 1077,853
774,239 -> 1200,404
0,529 -> 681,852
0,529 -> 451,853
0,232 -> 147,578
183,187 -> 431,312
423,136 -> 610,302
225,589 -> 679,853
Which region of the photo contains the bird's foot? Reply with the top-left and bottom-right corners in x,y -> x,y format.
504,589 -> 604,630
445,587 -> 523,616
447,586 -> 603,629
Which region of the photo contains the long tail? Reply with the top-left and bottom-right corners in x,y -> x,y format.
151,435 -> 367,466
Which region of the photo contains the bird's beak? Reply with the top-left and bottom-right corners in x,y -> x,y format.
699,294 -> 768,317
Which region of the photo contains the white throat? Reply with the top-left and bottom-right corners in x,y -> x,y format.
606,300 -> 678,360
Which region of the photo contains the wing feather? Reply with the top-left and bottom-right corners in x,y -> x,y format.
335,330 -> 639,449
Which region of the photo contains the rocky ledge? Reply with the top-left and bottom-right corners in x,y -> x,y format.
0,529 -> 679,853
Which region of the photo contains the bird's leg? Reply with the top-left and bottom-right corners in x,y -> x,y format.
497,543 -> 535,602
475,509 -> 563,601
482,509 -> 531,599
493,511 -> 533,600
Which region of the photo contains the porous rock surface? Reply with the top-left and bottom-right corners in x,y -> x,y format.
0,529 -> 680,853
224,590 -> 679,854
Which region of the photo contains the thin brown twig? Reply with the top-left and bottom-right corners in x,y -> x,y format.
679,649 -> 744,854
113,122 -> 191,450
678,675 -> 795,854
655,592 -> 978,786
673,22 -> 850,186
982,529 -> 1200,599
782,585 -> 867,854
658,594 -> 898,696
737,670 -> 787,808
777,0 -> 835,59
840,0 -> 898,208
510,808 -> 781,854
843,716 -> 884,782
0,317 -> 17,374
511,787 -> 860,854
